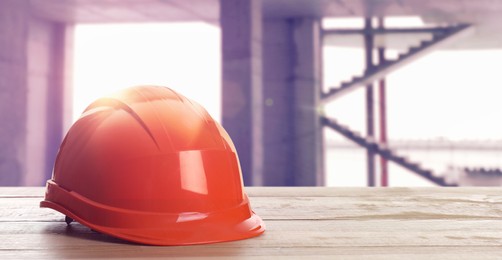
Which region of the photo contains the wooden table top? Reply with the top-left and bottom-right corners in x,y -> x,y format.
2,187 -> 502,259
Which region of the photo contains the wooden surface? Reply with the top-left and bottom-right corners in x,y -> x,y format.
2,187 -> 502,259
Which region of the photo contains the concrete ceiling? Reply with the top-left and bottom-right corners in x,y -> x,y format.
29,0 -> 502,49
267,0 -> 502,49
29,0 -> 219,24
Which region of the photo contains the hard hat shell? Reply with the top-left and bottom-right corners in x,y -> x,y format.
40,85 -> 265,245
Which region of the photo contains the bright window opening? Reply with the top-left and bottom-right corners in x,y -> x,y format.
73,22 -> 221,122
323,17 -> 502,186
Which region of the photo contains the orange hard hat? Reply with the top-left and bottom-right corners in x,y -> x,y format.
40,85 -> 265,245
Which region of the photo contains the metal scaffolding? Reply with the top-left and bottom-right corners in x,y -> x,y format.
321,17 -> 473,186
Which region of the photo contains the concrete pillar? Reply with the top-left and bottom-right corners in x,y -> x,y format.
291,18 -> 324,186
43,23 -> 73,184
220,2 -> 323,186
220,0 -> 264,186
25,19 -> 72,186
262,19 -> 295,185
262,18 -> 324,186
0,0 -> 29,185
0,0 -> 71,185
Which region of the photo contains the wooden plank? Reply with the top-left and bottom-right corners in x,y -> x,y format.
3,192 -> 502,222
3,186 -> 502,198
0,246 -> 500,260
3,220 -> 502,247
0,187 -> 45,197
0,199 -> 62,222
2,187 -> 502,258
1,221 -> 502,258
245,187 -> 502,197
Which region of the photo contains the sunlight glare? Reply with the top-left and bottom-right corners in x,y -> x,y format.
73,22 -> 221,122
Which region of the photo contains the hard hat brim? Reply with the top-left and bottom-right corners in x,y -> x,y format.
40,181 -> 265,245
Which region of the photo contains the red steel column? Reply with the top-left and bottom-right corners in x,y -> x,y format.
377,17 -> 389,187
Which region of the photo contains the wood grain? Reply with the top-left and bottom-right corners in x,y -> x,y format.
1,187 -> 502,259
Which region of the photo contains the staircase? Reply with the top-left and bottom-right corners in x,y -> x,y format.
321,116 -> 458,186
321,24 -> 473,103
